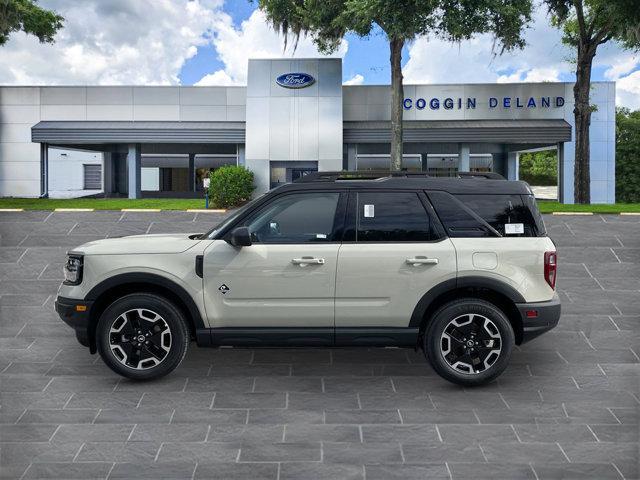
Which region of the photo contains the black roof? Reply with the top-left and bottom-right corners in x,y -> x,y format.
275,171 -> 533,195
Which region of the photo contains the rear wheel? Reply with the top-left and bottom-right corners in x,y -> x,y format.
96,293 -> 189,380
424,298 -> 514,386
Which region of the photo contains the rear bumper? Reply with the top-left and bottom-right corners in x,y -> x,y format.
55,296 -> 93,348
516,295 -> 561,343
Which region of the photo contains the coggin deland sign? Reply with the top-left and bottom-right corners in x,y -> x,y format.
403,95 -> 565,110
275,71 -> 566,112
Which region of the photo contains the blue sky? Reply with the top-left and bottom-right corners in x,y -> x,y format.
179,4 -> 401,86
178,1 -> 625,87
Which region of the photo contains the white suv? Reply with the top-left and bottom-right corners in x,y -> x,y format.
56,171 -> 560,386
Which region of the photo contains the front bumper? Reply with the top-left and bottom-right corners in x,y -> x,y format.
516,295 -> 561,343
55,296 -> 93,348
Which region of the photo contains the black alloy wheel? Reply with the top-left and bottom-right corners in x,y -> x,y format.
424,298 -> 514,386
96,293 -> 189,380
108,308 -> 172,370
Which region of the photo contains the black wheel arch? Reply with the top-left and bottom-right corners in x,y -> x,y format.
411,276 -> 525,345
84,273 -> 205,353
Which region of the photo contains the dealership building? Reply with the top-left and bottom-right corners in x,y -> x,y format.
0,58 -> 616,203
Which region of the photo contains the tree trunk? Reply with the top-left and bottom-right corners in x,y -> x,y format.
573,45 -> 595,204
389,37 -> 404,171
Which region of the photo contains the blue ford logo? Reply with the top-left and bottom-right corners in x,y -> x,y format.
276,73 -> 315,89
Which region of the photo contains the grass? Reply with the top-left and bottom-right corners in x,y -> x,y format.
0,198 -> 208,210
536,201 -> 640,214
1,197 -> 640,213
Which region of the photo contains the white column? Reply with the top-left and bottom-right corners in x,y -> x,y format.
127,143 -> 141,199
507,151 -> 519,181
557,142 -> 566,204
347,144 -> 357,171
458,143 -> 470,172
237,144 -> 246,167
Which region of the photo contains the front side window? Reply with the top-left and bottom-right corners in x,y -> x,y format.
243,192 -> 341,243
356,192 -> 433,242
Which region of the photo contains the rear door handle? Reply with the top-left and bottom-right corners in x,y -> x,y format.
406,256 -> 439,266
292,257 -> 325,266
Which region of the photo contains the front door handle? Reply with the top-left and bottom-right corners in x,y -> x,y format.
406,256 -> 439,266
292,257 -> 325,266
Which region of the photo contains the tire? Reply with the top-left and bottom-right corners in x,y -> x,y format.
424,298 -> 514,387
96,293 -> 189,380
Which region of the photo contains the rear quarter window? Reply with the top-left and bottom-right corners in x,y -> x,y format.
427,191 -> 545,238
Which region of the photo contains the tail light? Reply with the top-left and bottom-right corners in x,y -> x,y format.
544,251 -> 557,289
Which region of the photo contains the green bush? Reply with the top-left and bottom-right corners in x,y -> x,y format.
208,166 -> 255,208
616,108 -> 640,203
519,150 -> 558,186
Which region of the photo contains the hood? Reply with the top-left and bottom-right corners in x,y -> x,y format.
70,233 -> 203,256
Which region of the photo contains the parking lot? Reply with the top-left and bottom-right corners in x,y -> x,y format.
0,210 -> 638,479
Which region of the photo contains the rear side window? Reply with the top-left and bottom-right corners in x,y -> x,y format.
428,191 -> 544,237
355,192 -> 434,242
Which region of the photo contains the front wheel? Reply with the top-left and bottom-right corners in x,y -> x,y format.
96,293 -> 189,380
424,298 -> 514,386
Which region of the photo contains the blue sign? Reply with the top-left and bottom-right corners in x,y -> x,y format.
403,96 -> 564,110
276,73 -> 316,89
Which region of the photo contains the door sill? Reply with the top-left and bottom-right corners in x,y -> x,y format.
197,327 -> 419,347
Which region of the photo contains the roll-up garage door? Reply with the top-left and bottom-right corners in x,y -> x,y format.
83,164 -> 102,190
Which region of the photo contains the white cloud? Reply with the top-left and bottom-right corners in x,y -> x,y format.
497,67 -> 561,83
402,5 -> 639,108
616,70 -> 640,110
403,8 -> 571,85
343,74 -> 364,85
195,70 -> 237,86
599,52 -> 640,109
0,0 -> 224,85
604,54 -> 639,81
196,9 -> 348,86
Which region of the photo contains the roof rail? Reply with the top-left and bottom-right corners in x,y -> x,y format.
294,170 -> 505,183
456,172 -> 505,180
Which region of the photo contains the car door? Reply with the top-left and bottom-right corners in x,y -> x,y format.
335,190 -> 456,339
202,190 -> 346,343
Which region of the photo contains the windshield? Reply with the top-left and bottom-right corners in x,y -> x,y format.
202,193 -> 268,239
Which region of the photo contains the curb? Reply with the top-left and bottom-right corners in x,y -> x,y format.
120,209 -> 162,212
0,208 -> 228,212
186,209 -> 226,213
54,208 -> 95,212
551,212 -> 594,216
1,208 -> 637,215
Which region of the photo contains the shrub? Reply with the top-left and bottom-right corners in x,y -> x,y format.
616,108 -> 640,203
208,166 -> 255,208
519,150 -> 558,186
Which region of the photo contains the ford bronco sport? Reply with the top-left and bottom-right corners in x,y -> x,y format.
56,171 -> 560,386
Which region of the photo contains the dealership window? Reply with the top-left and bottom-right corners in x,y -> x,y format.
270,161 -> 318,189
355,192 -> 433,242
243,192 -> 341,243
83,164 -> 102,190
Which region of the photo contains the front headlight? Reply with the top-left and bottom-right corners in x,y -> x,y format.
63,255 -> 83,285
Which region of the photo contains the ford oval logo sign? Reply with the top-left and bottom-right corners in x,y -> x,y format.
276,73 -> 315,89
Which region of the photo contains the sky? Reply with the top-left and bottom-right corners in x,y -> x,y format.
0,0 -> 638,108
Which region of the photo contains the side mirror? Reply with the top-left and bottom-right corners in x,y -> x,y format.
228,226 -> 252,247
